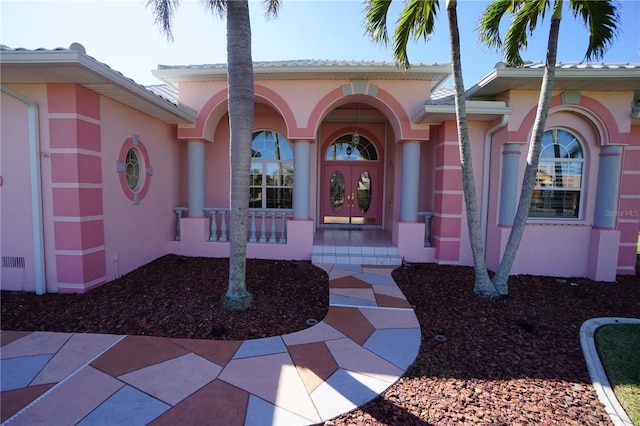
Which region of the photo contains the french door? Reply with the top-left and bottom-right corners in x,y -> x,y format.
321,164 -> 380,225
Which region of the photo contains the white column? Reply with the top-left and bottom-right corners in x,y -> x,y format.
187,140 -> 206,217
293,140 -> 311,219
400,141 -> 421,222
498,143 -> 522,226
593,145 -> 623,228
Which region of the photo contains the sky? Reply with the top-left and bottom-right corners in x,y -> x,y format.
1,0 -> 639,88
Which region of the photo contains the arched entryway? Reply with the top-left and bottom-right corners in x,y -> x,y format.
320,133 -> 383,226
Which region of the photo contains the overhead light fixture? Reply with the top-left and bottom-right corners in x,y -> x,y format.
352,103 -> 360,145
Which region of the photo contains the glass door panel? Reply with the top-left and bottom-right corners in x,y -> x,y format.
322,165 -> 379,225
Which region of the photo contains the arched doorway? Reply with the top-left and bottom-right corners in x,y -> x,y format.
320,133 -> 382,226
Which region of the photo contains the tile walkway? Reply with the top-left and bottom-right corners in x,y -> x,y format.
1,263 -> 421,426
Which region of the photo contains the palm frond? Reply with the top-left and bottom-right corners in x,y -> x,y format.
200,0 -> 227,18
569,0 -> 620,61
477,0 -> 516,50
393,0 -> 440,69
263,0 -> 281,19
503,0 -> 549,66
364,0 -> 394,46
146,0 -> 181,41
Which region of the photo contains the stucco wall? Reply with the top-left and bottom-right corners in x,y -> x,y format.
100,96 -> 182,283
1,91 -> 36,291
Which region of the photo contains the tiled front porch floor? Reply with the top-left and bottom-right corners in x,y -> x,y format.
1,263 -> 419,426
312,229 -> 402,265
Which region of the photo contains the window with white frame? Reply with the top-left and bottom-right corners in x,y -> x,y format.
250,130 -> 293,209
529,128 -> 584,218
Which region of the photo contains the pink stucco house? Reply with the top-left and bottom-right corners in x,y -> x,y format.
1,44 -> 638,294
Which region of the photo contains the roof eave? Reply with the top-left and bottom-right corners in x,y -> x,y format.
414,100 -> 513,124
152,63 -> 453,86
1,49 -> 197,124
466,64 -> 640,98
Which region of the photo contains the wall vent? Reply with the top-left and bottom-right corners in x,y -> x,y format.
2,256 -> 25,269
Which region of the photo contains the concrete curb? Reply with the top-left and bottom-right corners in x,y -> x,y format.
580,317 -> 639,426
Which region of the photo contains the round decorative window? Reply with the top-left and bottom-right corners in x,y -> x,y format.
117,135 -> 152,205
125,147 -> 141,191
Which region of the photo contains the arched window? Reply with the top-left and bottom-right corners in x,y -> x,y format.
529,128 -> 584,218
325,134 -> 378,161
250,130 -> 293,209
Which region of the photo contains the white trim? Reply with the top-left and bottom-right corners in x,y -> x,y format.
434,190 -> 464,195
54,215 -> 104,222
48,112 -> 100,125
51,183 -> 102,189
55,246 -> 105,256
50,148 -> 102,157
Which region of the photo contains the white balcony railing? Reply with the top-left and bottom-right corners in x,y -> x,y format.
418,211 -> 434,247
172,207 -> 293,244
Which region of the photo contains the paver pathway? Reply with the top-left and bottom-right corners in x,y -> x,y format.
1,263 -> 421,425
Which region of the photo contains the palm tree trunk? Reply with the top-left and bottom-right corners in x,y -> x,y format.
221,0 -> 254,311
446,0 -> 497,298
492,0 -> 563,293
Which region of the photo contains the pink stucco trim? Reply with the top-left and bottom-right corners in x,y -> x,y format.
617,245 -> 639,273
55,250 -> 106,285
617,197 -> 640,216
433,238 -> 461,262
177,89 -> 227,141
49,119 -> 101,151
434,192 -> 464,215
509,94 -> 630,144
307,86 -> 429,142
435,141 -> 461,166
435,169 -> 463,191
177,85 -> 299,141
51,153 -> 102,184
622,148 -> 640,169
54,220 -> 106,251
47,84 -> 100,119
52,187 -> 104,217
431,215 -> 462,238
620,173 -> 640,195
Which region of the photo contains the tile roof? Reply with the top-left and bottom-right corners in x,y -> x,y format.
1,44 -> 178,105
157,59 -> 440,70
520,61 -> 640,70
1,44 -> 196,123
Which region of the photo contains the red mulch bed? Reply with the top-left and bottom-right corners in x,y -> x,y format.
1,254 -> 638,425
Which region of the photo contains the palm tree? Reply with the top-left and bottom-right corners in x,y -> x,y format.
364,0 -> 619,298
365,0 -> 496,297
147,0 -> 281,311
478,0 -> 620,294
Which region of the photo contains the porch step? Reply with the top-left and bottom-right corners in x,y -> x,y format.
311,245 -> 403,266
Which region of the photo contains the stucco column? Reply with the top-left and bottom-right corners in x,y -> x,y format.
593,145 -> 623,229
292,140 -> 311,219
400,141 -> 421,222
187,140 -> 206,217
498,143 -> 522,226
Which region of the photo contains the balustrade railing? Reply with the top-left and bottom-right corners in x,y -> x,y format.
172,207 -> 293,244
418,211 -> 434,247
172,207 -> 188,241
